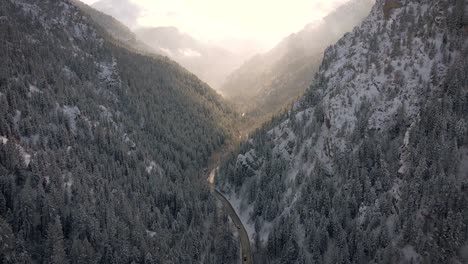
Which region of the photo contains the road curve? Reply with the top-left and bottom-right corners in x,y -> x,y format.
213,190 -> 252,264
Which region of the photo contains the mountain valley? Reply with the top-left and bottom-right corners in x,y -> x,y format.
0,0 -> 467,264
220,0 -> 375,127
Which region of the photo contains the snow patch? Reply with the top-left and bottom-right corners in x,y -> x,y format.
236,149 -> 257,168
98,59 -> 121,88
63,105 -> 80,133
17,145 -> 31,167
146,161 -> 164,176
267,120 -> 296,160
0,136 -> 8,144
122,133 -> 136,149
29,84 -> 41,93
0,135 -> 30,166
401,245 -> 421,263
146,230 -> 157,238
98,105 -> 112,120
63,172 -> 73,193
27,84 -> 42,98
357,205 -> 369,225
62,66 -> 76,80
98,61 -> 115,81
98,105 -> 119,129
21,151 -> 31,166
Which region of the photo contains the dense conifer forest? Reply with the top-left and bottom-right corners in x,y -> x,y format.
0,0 -> 238,263
218,0 -> 468,263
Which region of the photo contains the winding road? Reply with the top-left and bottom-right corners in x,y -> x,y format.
213,190 -> 252,264
208,168 -> 252,264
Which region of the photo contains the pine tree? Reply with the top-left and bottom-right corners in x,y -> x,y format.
47,216 -> 69,264
0,216 -> 15,263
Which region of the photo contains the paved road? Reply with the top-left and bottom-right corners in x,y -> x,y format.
213,189 -> 252,264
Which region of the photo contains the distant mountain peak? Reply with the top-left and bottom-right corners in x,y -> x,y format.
134,26 -> 247,90
220,0 -> 374,122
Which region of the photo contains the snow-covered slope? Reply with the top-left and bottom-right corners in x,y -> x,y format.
217,0 -> 468,263
73,0 -> 151,52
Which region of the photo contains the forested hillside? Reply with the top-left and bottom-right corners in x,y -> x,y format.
217,0 -> 468,263
0,0 -> 238,263
220,0 -> 374,125
72,0 -> 150,52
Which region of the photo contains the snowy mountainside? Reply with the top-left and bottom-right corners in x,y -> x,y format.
0,0 -> 238,263
217,0 -> 468,263
72,0 -> 151,52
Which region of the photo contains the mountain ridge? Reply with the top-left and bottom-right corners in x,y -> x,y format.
220,0 -> 374,126
134,26 -> 247,90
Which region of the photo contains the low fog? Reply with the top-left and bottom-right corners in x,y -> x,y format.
219,0 -> 374,122
81,0 -> 367,91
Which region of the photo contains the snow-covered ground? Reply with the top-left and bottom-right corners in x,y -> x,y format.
62,105 -> 81,134
217,0 -> 465,261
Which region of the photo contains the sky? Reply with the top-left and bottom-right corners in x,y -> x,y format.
81,0 -> 351,50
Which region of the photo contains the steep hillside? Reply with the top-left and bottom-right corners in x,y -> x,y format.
72,0 -> 150,52
135,27 -> 246,90
75,2 -> 240,91
220,0 -> 374,124
0,0 -> 238,263
217,0 -> 468,263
